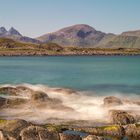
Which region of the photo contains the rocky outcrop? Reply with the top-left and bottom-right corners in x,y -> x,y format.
109,110 -> 135,125
103,96 -> 123,106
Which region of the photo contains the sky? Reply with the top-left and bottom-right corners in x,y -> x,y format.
0,0 -> 140,37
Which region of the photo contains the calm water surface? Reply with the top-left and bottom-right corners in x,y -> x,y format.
0,56 -> 140,95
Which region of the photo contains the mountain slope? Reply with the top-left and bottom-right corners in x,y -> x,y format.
37,24 -> 106,47
1,25 -> 140,48
121,30 -> 140,37
0,27 -> 39,44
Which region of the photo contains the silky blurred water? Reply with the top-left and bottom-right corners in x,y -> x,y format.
0,56 -> 140,95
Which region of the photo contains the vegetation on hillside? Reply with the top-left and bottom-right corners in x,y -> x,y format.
0,38 -> 140,56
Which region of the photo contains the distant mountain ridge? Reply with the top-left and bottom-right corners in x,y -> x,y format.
0,27 -> 39,44
0,25 -> 140,48
37,24 -> 106,47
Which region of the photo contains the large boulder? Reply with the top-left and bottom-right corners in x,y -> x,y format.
20,126 -> 60,140
109,110 -> 135,125
83,135 -> 105,140
59,133 -> 82,140
103,96 -> 123,106
0,119 -> 31,139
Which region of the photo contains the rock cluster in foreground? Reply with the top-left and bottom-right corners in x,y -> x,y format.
0,119 -> 140,140
0,119 -> 105,140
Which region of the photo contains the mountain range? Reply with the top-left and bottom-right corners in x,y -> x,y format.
0,24 -> 140,48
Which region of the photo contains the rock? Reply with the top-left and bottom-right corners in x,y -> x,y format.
83,135 -> 105,140
0,97 -> 6,107
109,110 -> 135,125
20,125 -> 60,140
0,87 -> 19,96
103,96 -> 123,106
101,125 -> 125,137
0,95 -> 27,108
125,124 -> 140,137
0,130 -> 16,140
53,88 -> 77,95
30,91 -> 49,102
59,133 -> 82,140
0,119 -> 31,139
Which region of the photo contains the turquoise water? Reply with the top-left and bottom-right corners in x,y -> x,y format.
0,56 -> 140,95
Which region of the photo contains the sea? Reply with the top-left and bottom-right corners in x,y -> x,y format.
0,56 -> 140,96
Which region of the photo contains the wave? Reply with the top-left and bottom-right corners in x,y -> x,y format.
0,83 -> 140,125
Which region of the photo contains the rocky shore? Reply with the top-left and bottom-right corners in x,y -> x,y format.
0,119 -> 140,140
0,85 -> 140,140
0,48 -> 140,56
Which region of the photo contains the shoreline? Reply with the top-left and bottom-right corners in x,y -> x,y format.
0,51 -> 140,56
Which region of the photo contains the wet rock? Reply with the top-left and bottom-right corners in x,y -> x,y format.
30,90 -> 74,111
83,135 -> 105,140
103,96 -> 123,106
30,91 -> 49,102
59,133 -> 82,140
0,97 -> 6,107
0,87 -> 19,96
53,88 -> 77,95
109,110 -> 135,125
0,96 -> 27,108
20,125 -> 60,140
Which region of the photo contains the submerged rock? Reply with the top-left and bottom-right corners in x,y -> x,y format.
103,96 -> 123,106
31,91 -> 49,102
109,110 -> 135,125
0,87 -> 19,96
0,95 -> 27,109
0,97 -> 6,107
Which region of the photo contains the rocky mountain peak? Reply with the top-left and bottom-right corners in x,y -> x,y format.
7,27 -> 22,36
0,27 -> 7,34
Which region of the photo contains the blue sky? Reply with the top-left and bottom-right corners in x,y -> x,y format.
0,0 -> 140,37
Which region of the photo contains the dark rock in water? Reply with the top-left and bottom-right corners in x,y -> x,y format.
0,96 -> 27,108
59,133 -> 82,140
52,88 -> 77,95
103,96 -> 123,106
30,90 -> 74,111
109,110 -> 135,125
0,97 -> 6,107
31,91 -> 49,102
20,125 -> 60,140
125,124 -> 140,138
83,135 -> 105,140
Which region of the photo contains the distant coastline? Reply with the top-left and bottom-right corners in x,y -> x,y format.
0,48 -> 140,56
